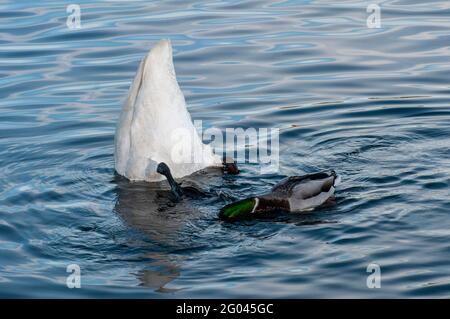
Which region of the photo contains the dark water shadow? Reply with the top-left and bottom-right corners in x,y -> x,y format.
112,167 -> 231,291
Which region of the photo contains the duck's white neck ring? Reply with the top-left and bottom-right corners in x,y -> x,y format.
251,198 -> 259,214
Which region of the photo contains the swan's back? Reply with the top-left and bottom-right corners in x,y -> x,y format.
115,40 -> 221,182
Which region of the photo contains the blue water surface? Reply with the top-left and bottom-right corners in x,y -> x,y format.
0,0 -> 449,298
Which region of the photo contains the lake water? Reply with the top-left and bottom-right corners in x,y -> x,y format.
0,0 -> 449,298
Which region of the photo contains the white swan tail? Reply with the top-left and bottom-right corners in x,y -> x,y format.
114,39 -> 221,182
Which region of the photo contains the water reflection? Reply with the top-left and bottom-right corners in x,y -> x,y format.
113,167 -> 228,234
112,167 -> 230,290
136,252 -> 181,293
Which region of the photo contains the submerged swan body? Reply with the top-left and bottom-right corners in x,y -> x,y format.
115,40 -> 221,182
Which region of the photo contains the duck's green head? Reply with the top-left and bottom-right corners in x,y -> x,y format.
219,198 -> 257,221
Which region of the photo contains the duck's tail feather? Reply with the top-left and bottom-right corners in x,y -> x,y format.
331,170 -> 341,187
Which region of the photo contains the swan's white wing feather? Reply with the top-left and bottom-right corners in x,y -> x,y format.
114,57 -> 145,175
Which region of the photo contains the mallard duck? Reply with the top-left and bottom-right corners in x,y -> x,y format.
219,171 -> 341,220
115,39 -> 231,182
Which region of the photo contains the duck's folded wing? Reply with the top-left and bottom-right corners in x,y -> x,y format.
272,171 -> 337,196
288,171 -> 339,211
293,175 -> 335,199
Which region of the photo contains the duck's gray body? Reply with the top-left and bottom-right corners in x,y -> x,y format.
259,170 -> 340,212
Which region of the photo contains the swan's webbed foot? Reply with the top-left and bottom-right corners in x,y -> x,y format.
157,162 -> 183,202
222,157 -> 239,175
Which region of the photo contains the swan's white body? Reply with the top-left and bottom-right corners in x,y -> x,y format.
115,40 -> 221,182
